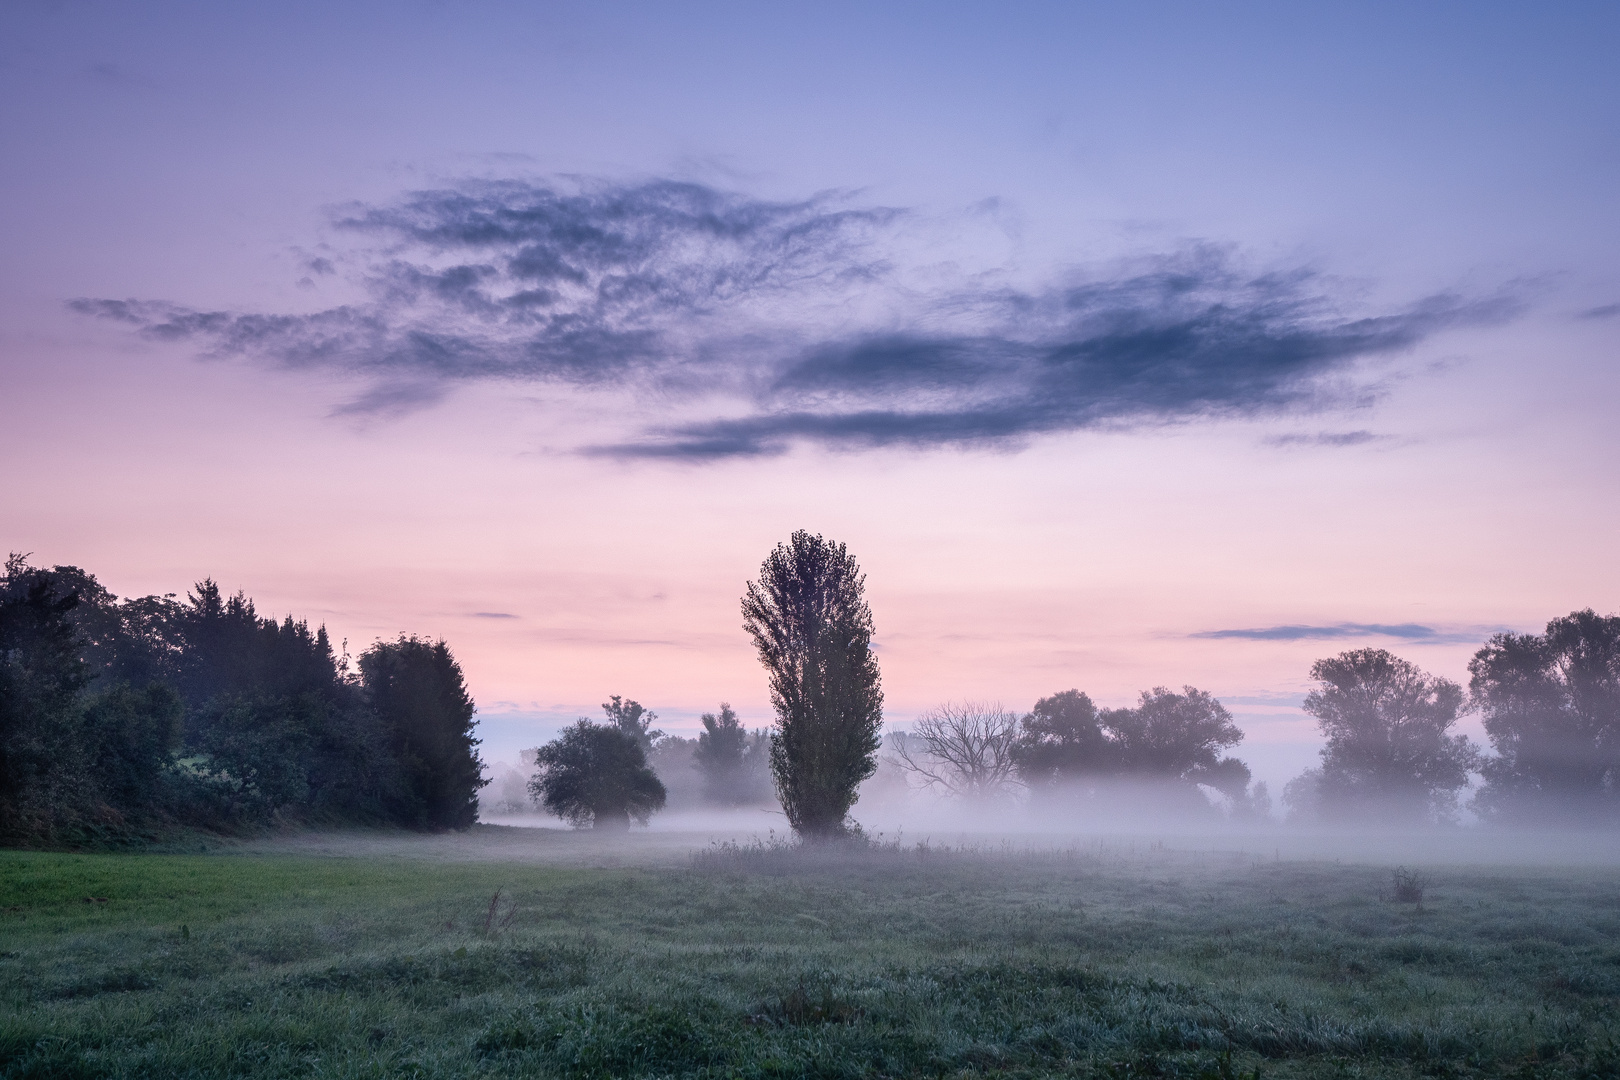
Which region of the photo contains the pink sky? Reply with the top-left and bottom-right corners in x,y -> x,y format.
4,3 -> 1618,793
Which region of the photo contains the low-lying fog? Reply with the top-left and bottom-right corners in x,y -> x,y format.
458,759 -> 1620,870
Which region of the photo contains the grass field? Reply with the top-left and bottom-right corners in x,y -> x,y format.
3,828 -> 1620,1078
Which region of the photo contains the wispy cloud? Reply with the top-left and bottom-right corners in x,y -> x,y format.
1192,622 -> 1503,645
71,177 -> 1518,459
329,380 -> 450,418
1576,302 -> 1620,320
1264,430 -> 1381,448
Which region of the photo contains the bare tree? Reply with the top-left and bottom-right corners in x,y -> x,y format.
892,702 -> 1023,799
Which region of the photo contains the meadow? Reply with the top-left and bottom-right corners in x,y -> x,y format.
3,828 -> 1619,1079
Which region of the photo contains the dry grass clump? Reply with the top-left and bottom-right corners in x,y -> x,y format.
1388,866 -> 1428,904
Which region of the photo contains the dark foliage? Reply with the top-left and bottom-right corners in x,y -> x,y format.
1013,684 -> 1248,811
0,558 -> 95,837
693,703 -> 772,805
0,555 -> 486,843
741,531 -> 883,839
528,720 -> 666,829
81,683 -> 184,818
169,581 -> 397,826
600,695 -> 663,755
1104,686 -> 1245,787
360,637 -> 485,830
173,580 -> 346,713
1470,609 -> 1620,825
1010,689 -> 1109,785
1301,648 -> 1478,823
1388,867 -> 1427,903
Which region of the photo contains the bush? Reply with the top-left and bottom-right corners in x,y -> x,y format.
529,720 -> 666,829
1389,867 -> 1427,904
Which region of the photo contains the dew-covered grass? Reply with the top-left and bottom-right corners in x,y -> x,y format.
3,830 -> 1619,1078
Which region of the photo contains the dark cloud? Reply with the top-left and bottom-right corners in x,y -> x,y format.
606,270 -> 1508,457
72,180 -> 894,393
71,177 -> 1517,458
1577,302 -> 1620,320
471,612 -> 520,619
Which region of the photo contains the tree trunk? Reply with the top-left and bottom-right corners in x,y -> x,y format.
593,806 -> 631,831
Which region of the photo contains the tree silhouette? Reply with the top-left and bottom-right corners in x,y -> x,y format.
1470,610 -> 1620,824
1105,686 -> 1246,788
1303,648 -> 1477,823
601,695 -> 663,754
361,636 -> 486,830
893,702 -> 1021,800
1012,690 -> 1112,787
741,531 -> 883,839
529,720 -> 666,830
694,703 -> 770,805
0,557 -> 93,837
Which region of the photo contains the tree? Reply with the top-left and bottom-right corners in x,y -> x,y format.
360,636 -> 486,830
1011,690 -> 1112,788
529,720 -> 666,830
1302,648 -> 1478,824
601,695 -> 663,755
81,682 -> 183,818
170,581 -> 394,827
893,701 -> 1022,800
693,703 -> 771,805
1282,768 -> 1323,824
1104,686 -> 1247,790
186,693 -> 319,821
1230,779 -> 1273,823
741,531 -> 884,839
0,554 -> 492,838
0,556 -> 95,838
1469,610 -> 1620,825
1009,684 -> 1252,815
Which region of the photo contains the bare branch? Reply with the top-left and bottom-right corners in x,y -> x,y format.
891,701 -> 1024,799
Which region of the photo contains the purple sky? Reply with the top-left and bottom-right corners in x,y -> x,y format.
3,1 -> 1617,789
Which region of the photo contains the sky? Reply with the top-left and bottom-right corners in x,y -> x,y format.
3,1 -> 1617,793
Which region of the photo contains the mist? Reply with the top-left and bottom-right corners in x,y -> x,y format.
477,746 -> 1620,871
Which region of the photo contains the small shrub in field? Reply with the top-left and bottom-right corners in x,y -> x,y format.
1390,867 -> 1427,903
753,982 -> 864,1026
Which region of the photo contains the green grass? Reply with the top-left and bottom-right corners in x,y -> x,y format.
3,833 -> 1620,1078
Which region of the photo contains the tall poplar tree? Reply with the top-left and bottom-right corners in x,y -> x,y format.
741,531 -> 883,839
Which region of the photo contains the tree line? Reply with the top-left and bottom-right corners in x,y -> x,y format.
1283,610 -> 1620,825
0,555 -> 485,843
11,535 -> 1615,844
524,532 -> 1620,836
